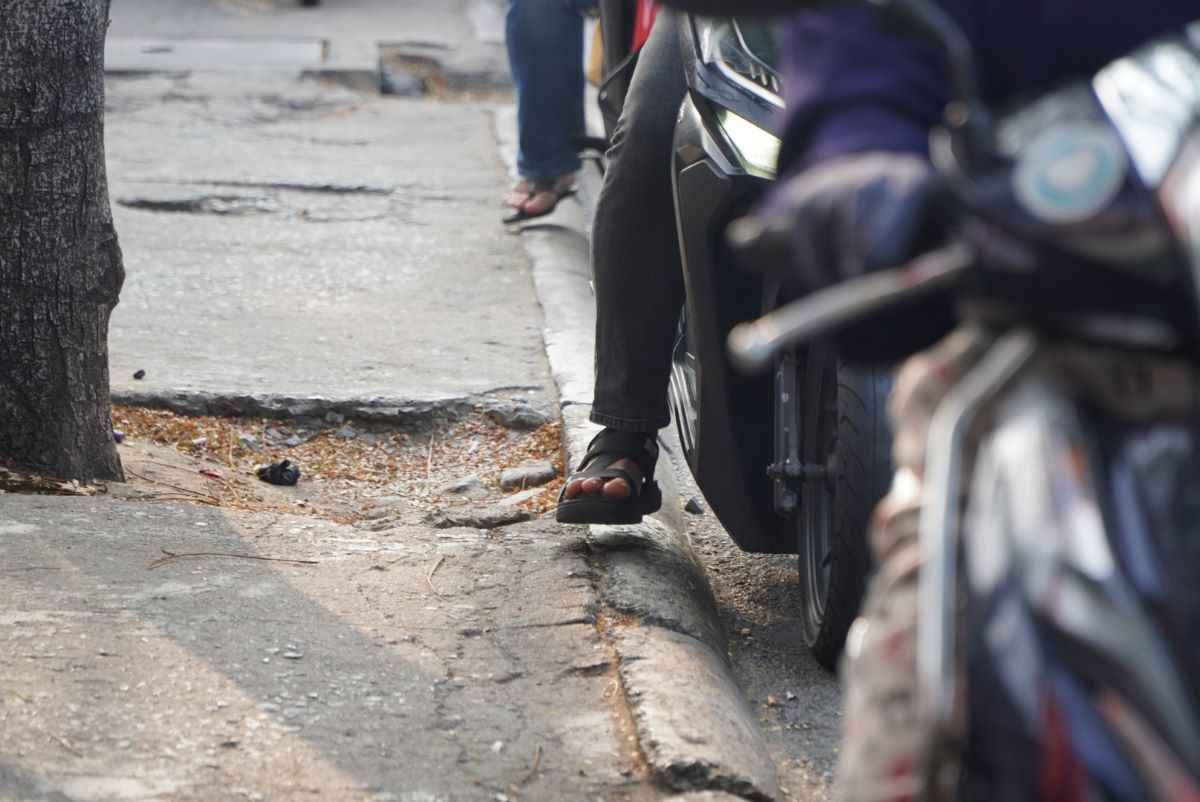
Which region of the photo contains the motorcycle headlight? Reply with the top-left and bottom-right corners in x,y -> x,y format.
693,17 -> 783,106
713,108 -> 781,179
692,18 -> 783,178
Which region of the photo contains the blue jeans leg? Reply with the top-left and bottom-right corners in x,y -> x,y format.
505,0 -> 586,180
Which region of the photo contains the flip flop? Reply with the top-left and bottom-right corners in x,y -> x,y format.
556,429 -> 662,525
502,177 -> 578,224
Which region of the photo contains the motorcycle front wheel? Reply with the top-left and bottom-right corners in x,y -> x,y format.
798,354 -> 893,670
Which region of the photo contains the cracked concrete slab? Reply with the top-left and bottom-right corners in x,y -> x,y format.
107,0 -> 509,81
107,390 -> 483,433
105,74 -> 552,412
106,37 -> 328,72
0,496 -> 662,801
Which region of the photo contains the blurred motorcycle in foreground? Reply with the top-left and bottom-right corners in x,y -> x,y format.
729,0 -> 1200,797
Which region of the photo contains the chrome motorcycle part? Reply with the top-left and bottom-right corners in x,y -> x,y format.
915,329 -> 1039,790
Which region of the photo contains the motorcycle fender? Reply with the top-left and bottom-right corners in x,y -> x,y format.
671,94 -> 789,553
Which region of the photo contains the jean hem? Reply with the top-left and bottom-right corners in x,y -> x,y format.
588,411 -> 671,432
518,160 -> 583,182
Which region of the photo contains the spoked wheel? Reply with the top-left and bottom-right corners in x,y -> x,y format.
798,353 -> 893,671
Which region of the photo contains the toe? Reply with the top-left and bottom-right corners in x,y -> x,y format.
580,477 -> 606,496
502,194 -> 529,210
602,478 -> 633,500
563,479 -> 584,500
502,181 -> 533,208
520,190 -> 559,216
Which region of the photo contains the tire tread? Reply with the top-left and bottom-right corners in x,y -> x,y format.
802,362 -> 894,670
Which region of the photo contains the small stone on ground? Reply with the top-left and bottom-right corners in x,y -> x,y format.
424,505 -> 533,530
499,460 -> 556,491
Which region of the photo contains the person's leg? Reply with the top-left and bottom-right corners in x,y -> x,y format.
505,0 -> 586,215
560,11 -> 689,508
591,9 -> 687,431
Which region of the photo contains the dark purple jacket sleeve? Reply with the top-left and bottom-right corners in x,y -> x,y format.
778,1 -> 1200,172
777,4 -> 947,171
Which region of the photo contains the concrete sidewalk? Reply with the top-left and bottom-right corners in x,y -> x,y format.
0,495 -> 656,801
104,73 -> 552,418
106,0 -> 507,85
104,0 -> 538,420
0,1 -> 811,799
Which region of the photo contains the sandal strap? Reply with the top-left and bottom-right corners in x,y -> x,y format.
576,429 -> 659,480
580,467 -> 639,486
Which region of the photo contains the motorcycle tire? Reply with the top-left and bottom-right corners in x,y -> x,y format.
798,354 -> 893,671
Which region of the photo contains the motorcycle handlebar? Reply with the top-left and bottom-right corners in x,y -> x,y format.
727,242 -> 977,373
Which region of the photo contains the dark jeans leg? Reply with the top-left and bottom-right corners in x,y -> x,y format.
590,10 -> 689,433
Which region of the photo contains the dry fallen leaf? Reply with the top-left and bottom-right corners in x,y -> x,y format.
111,406 -> 564,517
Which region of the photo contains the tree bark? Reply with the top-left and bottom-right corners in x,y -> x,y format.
0,0 -> 125,482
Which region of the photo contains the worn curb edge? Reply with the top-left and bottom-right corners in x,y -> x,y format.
493,107 -> 783,801
111,389 -> 554,432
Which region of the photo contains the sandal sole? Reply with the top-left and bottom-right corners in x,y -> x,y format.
502,188 -> 577,224
555,485 -> 663,526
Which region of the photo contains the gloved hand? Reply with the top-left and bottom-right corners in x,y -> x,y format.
733,151 -> 957,364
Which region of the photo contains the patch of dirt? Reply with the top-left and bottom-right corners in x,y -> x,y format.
0,461 -> 102,497
377,47 -> 511,101
106,406 -> 564,523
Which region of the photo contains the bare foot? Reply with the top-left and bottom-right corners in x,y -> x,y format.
502,174 -> 576,217
562,458 -> 642,502
502,179 -> 535,210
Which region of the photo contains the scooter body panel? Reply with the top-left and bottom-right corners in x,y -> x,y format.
669,26 -> 793,554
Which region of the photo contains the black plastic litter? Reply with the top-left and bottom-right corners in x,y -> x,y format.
256,459 -> 301,486
133,369 -> 146,380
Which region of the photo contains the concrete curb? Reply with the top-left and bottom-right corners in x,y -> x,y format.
495,109 -> 784,801
588,519 -> 726,658
614,627 -> 781,801
491,105 -> 599,413
110,389 -> 556,433
588,520 -> 782,800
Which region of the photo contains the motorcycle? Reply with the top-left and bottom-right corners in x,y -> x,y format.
729,0 -> 1200,796
590,1 -> 894,669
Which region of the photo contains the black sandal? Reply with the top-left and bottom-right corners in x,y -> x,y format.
555,429 -> 662,525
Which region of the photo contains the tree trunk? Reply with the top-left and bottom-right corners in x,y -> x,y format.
0,0 -> 125,482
